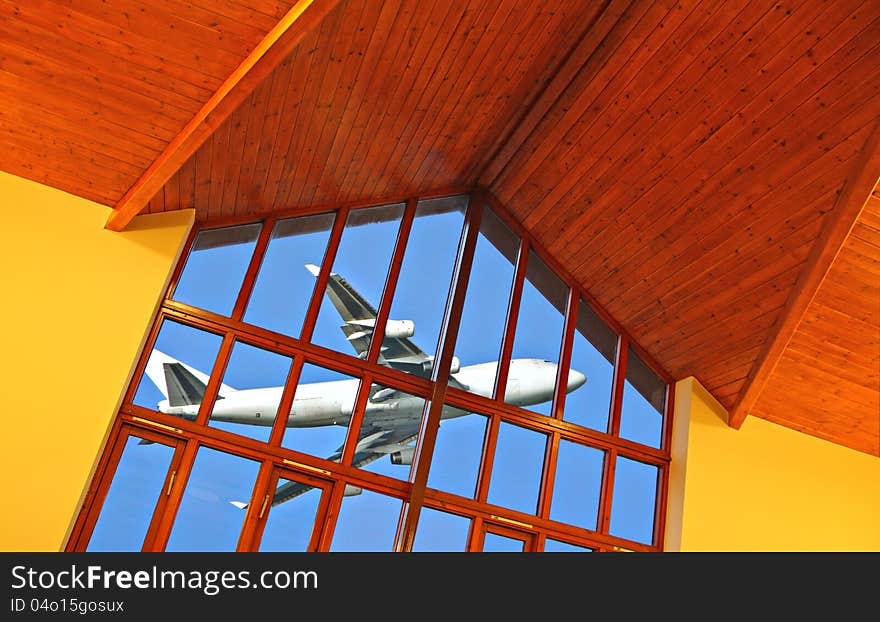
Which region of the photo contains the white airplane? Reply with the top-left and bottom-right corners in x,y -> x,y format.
144,265 -> 586,507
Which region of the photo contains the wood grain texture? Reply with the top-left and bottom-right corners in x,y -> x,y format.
105,0 -> 342,230
158,0 -> 605,216
729,119 -> 880,428
0,0 -> 302,206
1,0 -> 878,454
751,195 -> 880,456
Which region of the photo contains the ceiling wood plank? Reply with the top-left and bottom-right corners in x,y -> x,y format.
431,0 -> 585,190
352,2 -> 467,201
333,0 -> 476,203
728,118 -> 880,429
231,64 -> 277,216
104,0 -> 341,231
287,0 -> 366,207
542,14 -> 879,279
476,0 -> 634,188
302,0 -> 405,207
602,147 -> 860,318
397,0 -> 534,193
557,24 -> 880,276
526,0 -> 853,237
263,23 -> 325,211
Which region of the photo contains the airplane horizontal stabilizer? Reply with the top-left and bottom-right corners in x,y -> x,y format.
229,501 -> 248,510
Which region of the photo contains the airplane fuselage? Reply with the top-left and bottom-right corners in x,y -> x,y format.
158,358 -> 586,428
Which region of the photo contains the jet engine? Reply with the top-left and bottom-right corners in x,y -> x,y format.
390,446 -> 416,465
343,485 -> 363,497
421,355 -> 460,375
345,318 -> 415,340
383,319 -> 415,339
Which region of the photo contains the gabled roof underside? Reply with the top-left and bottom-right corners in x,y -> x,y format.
1,0 -> 877,454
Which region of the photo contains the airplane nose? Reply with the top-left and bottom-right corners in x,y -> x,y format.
567,369 -> 586,392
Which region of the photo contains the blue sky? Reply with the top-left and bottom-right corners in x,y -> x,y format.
95,197 -> 662,551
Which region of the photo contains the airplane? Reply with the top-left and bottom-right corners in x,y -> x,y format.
144,264 -> 586,508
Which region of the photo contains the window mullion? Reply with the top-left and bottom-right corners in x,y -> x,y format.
230,217 -> 276,321
493,238 -> 528,401
366,197 -> 417,362
299,206 -> 349,343
144,438 -> 199,552
393,192 -> 485,551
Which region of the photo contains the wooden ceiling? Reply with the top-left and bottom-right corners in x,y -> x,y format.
146,0 -> 609,218
751,193 -> 879,454
0,0 -> 302,205
1,0 -> 878,455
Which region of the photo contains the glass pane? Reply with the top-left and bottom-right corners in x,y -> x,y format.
87,435 -> 174,551
505,250 -> 569,415
563,299 -> 616,432
609,456 -> 658,545
133,319 -> 223,417
483,532 -> 525,552
549,440 -> 604,531
258,483 -> 321,552
172,223 -> 261,316
244,212 -> 336,337
412,507 -> 471,552
356,384 -> 426,481
281,364 -> 361,462
427,406 -> 486,499
620,346 -> 666,448
454,207 -> 519,398
165,447 -> 261,551
329,489 -> 402,551
208,341 -> 293,443
380,196 -> 466,377
310,203 -> 405,356
486,422 -> 546,515
543,538 -> 592,552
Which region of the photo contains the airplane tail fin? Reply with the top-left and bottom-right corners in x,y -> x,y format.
163,362 -> 208,407
143,350 -> 237,403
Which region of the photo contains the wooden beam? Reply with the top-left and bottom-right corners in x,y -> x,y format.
728,118 -> 880,429
105,0 -> 341,231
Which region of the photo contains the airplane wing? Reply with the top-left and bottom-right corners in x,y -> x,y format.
307,264 -> 427,365
243,389 -> 423,509
307,264 -> 468,390
270,419 -> 421,507
234,396 -> 474,510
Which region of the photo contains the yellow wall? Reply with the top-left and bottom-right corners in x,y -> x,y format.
0,171 -> 193,551
666,377 -> 880,551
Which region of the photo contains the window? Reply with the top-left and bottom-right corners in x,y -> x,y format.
164,447 -> 261,552
86,432 -> 177,552
71,192 -> 672,552
244,212 -> 336,337
172,223 -> 261,317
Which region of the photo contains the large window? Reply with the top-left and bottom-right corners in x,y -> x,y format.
68,192 -> 672,553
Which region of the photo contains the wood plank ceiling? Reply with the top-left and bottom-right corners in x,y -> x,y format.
1,0 -> 878,455
148,0 -> 610,219
0,0 -> 302,205
751,193 -> 879,455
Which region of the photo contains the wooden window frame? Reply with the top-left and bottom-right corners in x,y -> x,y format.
68,186 -> 675,553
